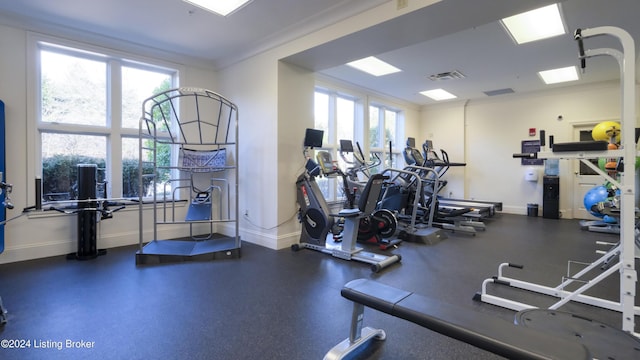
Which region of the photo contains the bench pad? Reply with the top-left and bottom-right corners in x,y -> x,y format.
341,279 -> 590,360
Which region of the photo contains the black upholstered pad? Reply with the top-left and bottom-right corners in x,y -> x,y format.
342,278 -> 590,360
552,140 -> 608,152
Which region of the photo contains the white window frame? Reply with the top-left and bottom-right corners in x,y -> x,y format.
314,84 -> 406,202
369,103 -> 405,171
313,87 -> 362,202
26,33 -> 181,206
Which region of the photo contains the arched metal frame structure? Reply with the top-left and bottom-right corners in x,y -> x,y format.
136,88 -> 240,264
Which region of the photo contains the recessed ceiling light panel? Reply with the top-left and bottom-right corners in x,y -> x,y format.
183,0 -> 253,16
538,66 -> 579,84
420,89 -> 457,101
346,56 -> 402,76
501,3 -> 566,44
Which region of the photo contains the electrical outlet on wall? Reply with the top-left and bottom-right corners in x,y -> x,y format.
397,0 -> 408,10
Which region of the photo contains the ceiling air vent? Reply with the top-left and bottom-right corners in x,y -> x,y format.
428,70 -> 465,81
483,88 -> 515,96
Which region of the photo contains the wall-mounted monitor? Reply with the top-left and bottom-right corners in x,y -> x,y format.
339,139 -> 354,153
304,128 -> 324,148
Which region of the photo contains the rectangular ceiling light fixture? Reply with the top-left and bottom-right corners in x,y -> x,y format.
501,3 -> 565,44
420,89 -> 457,101
538,66 -> 579,84
346,56 -> 402,76
183,0 -> 253,16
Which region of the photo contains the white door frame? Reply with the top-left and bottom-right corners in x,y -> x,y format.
571,121 -> 612,220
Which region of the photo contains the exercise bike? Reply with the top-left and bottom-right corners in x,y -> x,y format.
315,149 -> 400,250
292,128 -> 401,273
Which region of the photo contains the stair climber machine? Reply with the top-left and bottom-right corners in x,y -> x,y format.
404,138 -> 487,234
339,138 -> 469,237
340,138 -> 456,235
377,150 -> 473,238
293,128 -> 401,272
376,144 -> 448,244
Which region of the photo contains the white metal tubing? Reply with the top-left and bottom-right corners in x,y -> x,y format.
552,245 -> 621,291
478,293 -> 536,312
580,158 -> 620,188
479,27 -> 638,336
495,274 -> 640,315
580,26 -> 637,335
549,263 -> 624,310
492,247 -> 639,312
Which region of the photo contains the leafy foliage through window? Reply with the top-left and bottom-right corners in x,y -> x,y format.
37,41 -> 177,201
313,89 -> 403,201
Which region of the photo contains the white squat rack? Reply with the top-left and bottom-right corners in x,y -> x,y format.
476,26 -> 639,337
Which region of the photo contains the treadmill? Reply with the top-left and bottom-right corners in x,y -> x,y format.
408,138 -> 502,218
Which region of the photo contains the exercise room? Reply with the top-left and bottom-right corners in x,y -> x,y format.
0,0 -> 638,359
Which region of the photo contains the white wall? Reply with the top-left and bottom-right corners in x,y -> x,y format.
418,102 -> 467,199
419,81 -> 627,216
216,1 -> 430,250
216,49 -> 281,249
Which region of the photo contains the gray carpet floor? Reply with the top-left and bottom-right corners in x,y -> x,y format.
0,213 -> 638,359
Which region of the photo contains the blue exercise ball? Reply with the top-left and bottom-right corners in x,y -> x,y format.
583,186 -> 609,218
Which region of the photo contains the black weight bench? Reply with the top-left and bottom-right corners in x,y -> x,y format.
324,279 -> 590,360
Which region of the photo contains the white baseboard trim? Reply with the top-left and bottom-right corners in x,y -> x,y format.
0,227 -> 196,265
501,205 -> 569,219
0,222 -> 303,264
236,225 -> 300,250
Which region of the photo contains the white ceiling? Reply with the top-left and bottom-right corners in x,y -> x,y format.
0,0 -> 638,106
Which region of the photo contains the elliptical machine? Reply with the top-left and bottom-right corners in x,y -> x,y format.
402,138 -> 483,234
338,139 -> 380,183
293,128 -> 401,273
